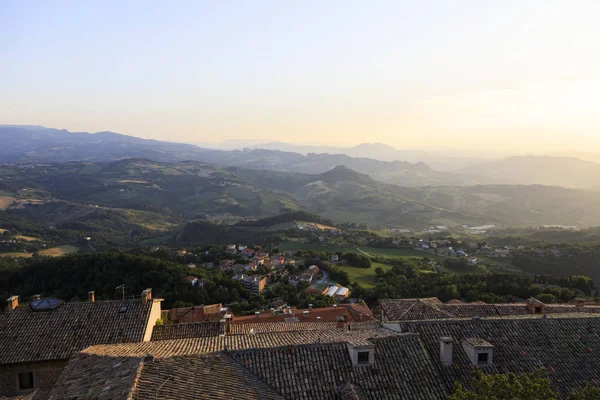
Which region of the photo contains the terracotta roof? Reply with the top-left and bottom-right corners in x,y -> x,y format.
231,334 -> 444,400
151,321 -> 221,341
46,353 -> 141,400
399,315 -> 600,397
51,314 -> 600,399
134,354 -> 283,399
49,353 -> 283,400
376,298 -> 600,322
82,323 -> 400,358
0,299 -> 154,364
233,304 -> 374,324
169,304 -> 223,323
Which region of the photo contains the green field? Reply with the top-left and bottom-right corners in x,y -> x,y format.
359,247 -> 446,261
340,262 -> 392,289
278,241 -> 359,254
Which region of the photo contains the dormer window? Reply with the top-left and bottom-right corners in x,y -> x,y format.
357,351 -> 370,364
347,343 -> 375,367
477,352 -> 489,365
462,338 -> 493,367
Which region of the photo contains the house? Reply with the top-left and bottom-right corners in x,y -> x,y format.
494,249 -> 510,258
330,254 -> 339,262
373,297 -> 600,323
253,255 -> 268,265
289,273 -> 313,286
186,276 -> 199,286
306,282 -> 329,295
0,289 -> 162,398
238,245 -> 247,252
334,287 -> 350,301
219,259 -> 236,270
201,262 -> 215,269
227,244 -> 237,254
244,263 -> 257,272
242,248 -> 256,258
308,265 -> 320,276
326,286 -> 340,297
168,303 -> 224,324
233,274 -> 267,294
272,255 -> 286,267
550,248 -> 562,257
187,263 -> 197,269
467,256 -> 478,265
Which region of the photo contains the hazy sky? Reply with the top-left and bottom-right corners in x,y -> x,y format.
2,0 -> 600,151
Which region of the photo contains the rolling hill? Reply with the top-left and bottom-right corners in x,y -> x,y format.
1,159 -> 600,233
0,125 -> 485,186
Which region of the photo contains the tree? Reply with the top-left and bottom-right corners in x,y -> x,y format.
448,369 -> 558,400
567,384 -> 600,400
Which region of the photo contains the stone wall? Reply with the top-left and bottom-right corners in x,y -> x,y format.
0,360 -> 67,398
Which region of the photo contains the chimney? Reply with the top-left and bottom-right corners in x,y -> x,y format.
336,316 -> 345,329
317,316 -> 321,321
88,291 -> 95,303
141,288 -> 152,304
31,294 -> 41,301
6,296 -> 18,311
303,310 -> 309,318
255,311 -> 260,318
309,304 -> 313,311
225,313 -> 232,335
333,304 -> 337,309
440,337 -> 454,366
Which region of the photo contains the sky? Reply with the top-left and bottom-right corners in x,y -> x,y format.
1,0 -> 600,152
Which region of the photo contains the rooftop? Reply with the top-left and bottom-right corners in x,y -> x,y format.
47,313 -> 600,399
375,297 -> 600,322
0,297 -> 155,364
232,304 -> 374,325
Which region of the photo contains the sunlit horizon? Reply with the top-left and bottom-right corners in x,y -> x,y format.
2,0 -> 600,153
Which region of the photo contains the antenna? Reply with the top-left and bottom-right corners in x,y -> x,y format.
115,284 -> 125,301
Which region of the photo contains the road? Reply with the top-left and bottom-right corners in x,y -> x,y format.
355,247 -> 372,257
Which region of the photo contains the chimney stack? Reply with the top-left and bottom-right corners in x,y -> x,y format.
141,288 -> 152,304
309,304 -> 313,311
336,316 -> 345,329
440,337 -> 454,366
224,313 -> 232,335
88,291 -> 95,303
31,294 -> 41,301
6,296 -> 18,311
255,311 -> 260,318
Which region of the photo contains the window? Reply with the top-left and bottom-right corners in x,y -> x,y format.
18,372 -> 35,391
477,352 -> 489,364
357,351 -> 370,364
534,306 -> 542,314
119,306 -> 128,313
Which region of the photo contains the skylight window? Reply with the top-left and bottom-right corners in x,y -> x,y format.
28,298 -> 64,312
119,306 -> 128,313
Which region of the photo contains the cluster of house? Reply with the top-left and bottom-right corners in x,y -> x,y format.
4,291 -> 600,399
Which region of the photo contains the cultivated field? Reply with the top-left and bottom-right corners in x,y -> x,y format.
38,245 -> 79,257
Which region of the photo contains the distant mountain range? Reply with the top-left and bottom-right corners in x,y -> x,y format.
248,141 -> 493,170
3,125 -> 600,189
458,156 -> 600,188
2,159 -> 600,231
